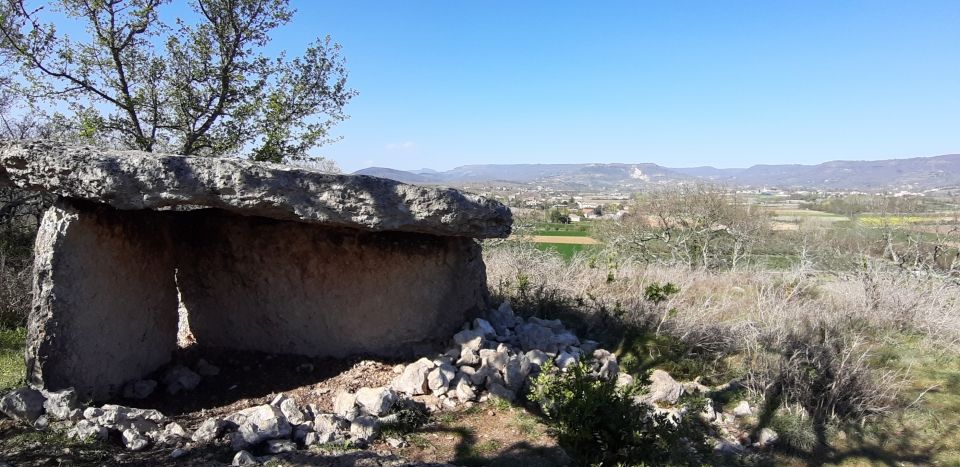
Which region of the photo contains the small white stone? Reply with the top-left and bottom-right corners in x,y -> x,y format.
232,450 -> 257,465
733,401 -> 752,417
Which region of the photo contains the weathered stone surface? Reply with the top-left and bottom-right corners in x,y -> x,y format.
733,400 -> 752,417
237,404 -> 292,445
67,420 -> 109,441
355,387 -> 397,417
27,200 -> 179,401
232,450 -> 257,466
174,211 -> 489,358
9,140 -> 512,399
392,358 -> 434,396
0,141 -> 512,238
275,396 -> 307,425
0,387 -> 46,424
41,388 -> 79,421
26,199 -> 491,398
192,418 -> 226,444
332,391 -> 358,420
349,415 -> 381,443
121,428 -> 150,451
645,369 -> 684,405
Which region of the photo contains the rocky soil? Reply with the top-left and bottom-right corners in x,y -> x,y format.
0,302 -> 775,465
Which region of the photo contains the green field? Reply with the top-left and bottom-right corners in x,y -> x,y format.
534,242 -> 598,259
533,229 -> 591,237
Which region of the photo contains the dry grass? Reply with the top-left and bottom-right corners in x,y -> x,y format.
484,240 -> 960,445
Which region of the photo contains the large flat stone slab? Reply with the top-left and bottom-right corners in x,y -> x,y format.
0,141 -> 511,238
28,200 -> 179,401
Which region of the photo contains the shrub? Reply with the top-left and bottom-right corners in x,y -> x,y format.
769,410 -> 818,453
530,361 -> 713,466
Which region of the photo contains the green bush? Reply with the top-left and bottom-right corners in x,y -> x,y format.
530,361 -> 713,466
644,281 -> 680,305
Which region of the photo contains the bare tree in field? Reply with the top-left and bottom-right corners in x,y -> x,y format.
0,0 -> 356,164
600,183 -> 769,270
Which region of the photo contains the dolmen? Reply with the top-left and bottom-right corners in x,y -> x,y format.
0,141 -> 512,401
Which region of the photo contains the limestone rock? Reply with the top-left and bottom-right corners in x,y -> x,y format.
733,401 -> 752,417
293,422 -> 314,442
645,369 -> 684,404
237,405 -> 292,445
273,395 -> 306,425
456,347 -> 480,367
159,422 -> 189,445
472,318 -> 496,337
552,331 -> 580,348
0,388 -> 46,425
504,355 -> 531,391
555,352 -> 577,370
528,317 -> 565,332
455,380 -> 477,402
122,428 -> 150,451
480,347 -> 509,373
313,414 -> 347,444
232,450 -> 257,466
453,329 -> 485,347
192,418 -> 226,444
0,141 -> 512,238
487,383 -> 516,403
488,302 -> 518,335
525,349 -> 549,367
392,358 -> 434,395
332,391 -> 358,420
41,388 -> 79,421
427,363 -> 457,394
303,431 -> 321,446
67,420 -> 109,441
517,323 -> 556,353
758,427 -> 779,446
350,415 -> 381,443
355,387 -> 397,417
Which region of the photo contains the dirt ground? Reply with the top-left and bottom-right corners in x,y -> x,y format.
0,348 -> 566,466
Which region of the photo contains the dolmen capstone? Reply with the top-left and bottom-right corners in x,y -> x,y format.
0,141 -> 512,401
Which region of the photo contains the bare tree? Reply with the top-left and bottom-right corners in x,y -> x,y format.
601,184 -> 769,270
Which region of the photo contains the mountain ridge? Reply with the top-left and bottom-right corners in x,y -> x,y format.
354,154 -> 960,191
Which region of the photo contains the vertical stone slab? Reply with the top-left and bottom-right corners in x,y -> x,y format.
27,199 -> 178,401
175,211 -> 488,358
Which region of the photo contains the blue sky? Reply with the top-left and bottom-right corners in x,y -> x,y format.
272,1 -> 957,172
63,1 -> 960,171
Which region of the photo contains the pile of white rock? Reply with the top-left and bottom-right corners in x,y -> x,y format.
386,301 -> 621,409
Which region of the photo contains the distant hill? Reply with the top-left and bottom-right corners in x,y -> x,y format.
358,163 -> 692,190
355,154 -> 960,191
720,155 -> 960,190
